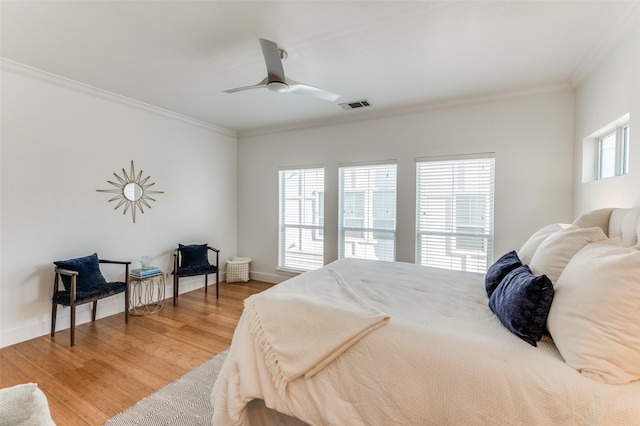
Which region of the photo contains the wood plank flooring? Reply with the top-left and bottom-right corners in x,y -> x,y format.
0,280 -> 273,425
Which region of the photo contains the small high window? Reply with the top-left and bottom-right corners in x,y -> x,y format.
583,114 -> 630,182
597,124 -> 629,179
598,131 -> 617,179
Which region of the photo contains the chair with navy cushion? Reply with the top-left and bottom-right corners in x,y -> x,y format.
173,244 -> 220,305
52,253 -> 130,346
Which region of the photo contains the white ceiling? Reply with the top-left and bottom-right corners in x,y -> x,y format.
2,1 -> 638,134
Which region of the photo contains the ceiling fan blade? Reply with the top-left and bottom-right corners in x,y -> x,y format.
223,77 -> 268,94
287,78 -> 341,102
224,39 -> 339,101
259,38 -> 286,83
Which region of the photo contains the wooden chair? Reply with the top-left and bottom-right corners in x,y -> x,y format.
173,244 -> 219,305
52,253 -> 130,346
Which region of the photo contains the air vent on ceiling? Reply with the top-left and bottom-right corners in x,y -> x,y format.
339,99 -> 371,110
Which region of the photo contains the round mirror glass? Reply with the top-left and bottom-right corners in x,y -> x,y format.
124,183 -> 143,201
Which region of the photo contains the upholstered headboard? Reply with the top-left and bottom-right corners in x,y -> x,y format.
572,208 -> 640,246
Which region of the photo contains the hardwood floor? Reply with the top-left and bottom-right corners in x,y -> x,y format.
0,280 -> 273,425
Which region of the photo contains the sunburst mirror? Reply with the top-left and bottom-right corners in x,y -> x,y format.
97,161 -> 164,223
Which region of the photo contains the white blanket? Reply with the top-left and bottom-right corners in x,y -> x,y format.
244,267 -> 389,394
212,258 -> 640,426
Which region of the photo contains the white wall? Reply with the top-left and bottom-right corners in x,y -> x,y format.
573,16 -> 640,213
237,90 -> 575,283
0,62 -> 238,347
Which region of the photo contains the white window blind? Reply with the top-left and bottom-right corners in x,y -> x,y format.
339,163 -> 397,261
278,167 -> 324,272
416,156 -> 495,273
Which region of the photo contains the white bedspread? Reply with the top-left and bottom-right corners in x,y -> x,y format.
212,258 -> 640,426
244,266 -> 389,393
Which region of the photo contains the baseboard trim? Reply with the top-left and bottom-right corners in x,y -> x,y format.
249,271 -> 295,284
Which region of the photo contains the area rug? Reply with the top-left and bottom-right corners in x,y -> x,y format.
103,349 -> 228,426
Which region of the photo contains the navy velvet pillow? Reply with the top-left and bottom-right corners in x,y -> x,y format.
54,253 -> 107,292
485,251 -> 522,298
488,265 -> 554,346
179,244 -> 210,268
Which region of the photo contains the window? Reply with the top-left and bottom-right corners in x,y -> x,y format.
598,131 -> 617,179
584,114 -> 630,181
597,123 -> 629,179
416,155 -> 495,273
339,163 -> 397,261
278,167 -> 324,272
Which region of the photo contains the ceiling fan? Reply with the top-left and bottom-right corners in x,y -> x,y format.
223,38 -> 340,102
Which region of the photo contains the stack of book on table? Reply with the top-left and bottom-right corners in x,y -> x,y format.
131,267 -> 162,279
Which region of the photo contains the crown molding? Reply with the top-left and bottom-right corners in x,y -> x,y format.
568,1 -> 640,87
1,58 -> 237,138
238,83 -> 573,139
1,56 -> 573,141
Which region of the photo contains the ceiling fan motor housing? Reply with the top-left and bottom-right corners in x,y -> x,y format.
268,81 -> 289,93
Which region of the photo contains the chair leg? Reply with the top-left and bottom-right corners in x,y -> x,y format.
125,287 -> 129,323
173,275 -> 178,306
70,305 -> 76,346
92,301 -> 98,321
205,274 -> 208,294
216,269 -> 219,299
51,303 -> 57,337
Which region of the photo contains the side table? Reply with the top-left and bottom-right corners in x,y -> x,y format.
129,274 -> 165,315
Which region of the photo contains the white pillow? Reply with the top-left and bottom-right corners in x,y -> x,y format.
547,240 -> 640,385
0,383 -> 56,426
608,209 -> 637,246
528,226 -> 607,284
518,223 -> 573,264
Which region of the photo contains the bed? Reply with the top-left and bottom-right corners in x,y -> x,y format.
212,207 -> 640,425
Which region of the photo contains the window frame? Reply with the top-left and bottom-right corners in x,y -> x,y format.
593,117 -> 630,180
622,124 -> 630,175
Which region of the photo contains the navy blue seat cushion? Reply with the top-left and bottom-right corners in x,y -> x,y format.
485,251 -> 522,298
179,244 -> 210,268
488,265 -> 554,346
52,281 -> 127,305
176,264 -> 218,277
54,253 -> 107,292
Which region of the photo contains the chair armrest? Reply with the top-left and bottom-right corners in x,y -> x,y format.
99,260 -> 132,265
53,268 -> 78,301
98,259 -> 130,283
207,246 -> 219,267
55,268 -> 79,277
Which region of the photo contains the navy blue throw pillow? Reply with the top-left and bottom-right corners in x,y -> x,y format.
54,253 -> 108,292
485,251 -> 522,298
179,244 -> 210,268
488,265 -> 554,346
